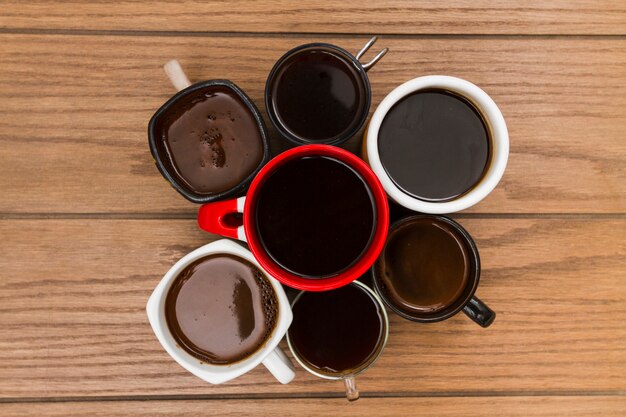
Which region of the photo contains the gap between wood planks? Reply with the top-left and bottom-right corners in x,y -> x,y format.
0,213 -> 624,220
1,390 -> 624,404
1,28 -> 626,39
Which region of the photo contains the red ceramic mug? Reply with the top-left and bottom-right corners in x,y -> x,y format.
198,145 -> 389,291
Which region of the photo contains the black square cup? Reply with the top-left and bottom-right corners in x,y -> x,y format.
148,80 -> 270,204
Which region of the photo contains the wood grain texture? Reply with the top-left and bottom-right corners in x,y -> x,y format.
1,397 -> 626,417
0,218 -> 624,398
1,1 -> 626,35
1,34 -> 625,214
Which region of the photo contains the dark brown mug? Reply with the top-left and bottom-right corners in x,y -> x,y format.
372,214 -> 495,328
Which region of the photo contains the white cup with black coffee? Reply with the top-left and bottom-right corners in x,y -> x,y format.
364,75 -> 509,214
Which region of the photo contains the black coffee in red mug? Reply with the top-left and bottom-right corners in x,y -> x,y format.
255,155 -> 375,277
197,145 -> 390,291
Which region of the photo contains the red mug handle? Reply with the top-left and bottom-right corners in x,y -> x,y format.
198,197 -> 247,241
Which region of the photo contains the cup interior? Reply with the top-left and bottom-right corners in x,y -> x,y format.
243,145 -> 389,291
366,75 -> 509,214
286,281 -> 389,380
372,215 -> 481,322
148,80 -> 270,204
265,43 -> 371,146
146,239 -> 292,384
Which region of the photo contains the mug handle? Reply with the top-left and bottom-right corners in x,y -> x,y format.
343,376 -> 359,401
355,36 -> 389,72
462,296 -> 496,328
163,59 -> 192,91
198,196 -> 246,241
262,346 -> 296,384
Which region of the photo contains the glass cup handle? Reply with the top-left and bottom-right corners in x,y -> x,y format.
343,376 -> 359,401
463,296 -> 496,328
355,36 -> 389,72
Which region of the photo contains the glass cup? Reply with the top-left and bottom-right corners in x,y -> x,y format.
286,281 -> 389,400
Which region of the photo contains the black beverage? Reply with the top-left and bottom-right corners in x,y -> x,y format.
254,156 -> 375,278
269,48 -> 367,142
378,89 -> 491,201
288,283 -> 385,375
165,254 -> 278,364
375,216 -> 470,315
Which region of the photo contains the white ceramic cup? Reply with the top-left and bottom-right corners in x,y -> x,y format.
365,75 -> 509,214
146,239 -> 295,384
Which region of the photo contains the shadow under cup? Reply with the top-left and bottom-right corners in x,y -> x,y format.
372,215 -> 496,327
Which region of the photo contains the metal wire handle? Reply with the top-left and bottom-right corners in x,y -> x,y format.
356,36 -> 389,72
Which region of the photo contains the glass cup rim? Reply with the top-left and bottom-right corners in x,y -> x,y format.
285,280 -> 389,380
371,214 -> 482,323
265,42 -> 372,146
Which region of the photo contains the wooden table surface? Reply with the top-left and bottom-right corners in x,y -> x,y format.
1,1 -> 625,416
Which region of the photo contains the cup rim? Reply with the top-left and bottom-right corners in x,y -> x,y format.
371,214 -> 481,323
145,239 -> 292,384
148,79 -> 271,204
366,75 -> 509,214
242,144 -> 389,291
285,280 -> 390,380
265,42 -> 372,146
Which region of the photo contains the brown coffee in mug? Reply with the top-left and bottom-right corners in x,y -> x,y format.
378,89 -> 491,201
373,215 -> 495,327
158,86 -> 265,195
165,254 -> 278,364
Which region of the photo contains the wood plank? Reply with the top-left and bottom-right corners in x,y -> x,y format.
0,218 -> 623,397
1,1 -> 625,35
1,34 -> 625,214
1,397 -> 626,417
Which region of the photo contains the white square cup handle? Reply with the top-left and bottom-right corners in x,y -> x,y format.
263,346 -> 296,384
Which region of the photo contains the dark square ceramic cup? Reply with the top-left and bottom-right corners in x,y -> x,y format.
149,79 -> 270,204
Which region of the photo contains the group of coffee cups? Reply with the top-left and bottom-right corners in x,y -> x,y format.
146,37 -> 509,400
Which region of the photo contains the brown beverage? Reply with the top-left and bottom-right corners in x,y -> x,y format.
254,156 -> 375,278
269,48 -> 367,142
159,86 -> 264,195
375,216 -> 470,314
165,254 -> 278,364
378,89 -> 491,201
288,283 -> 385,375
